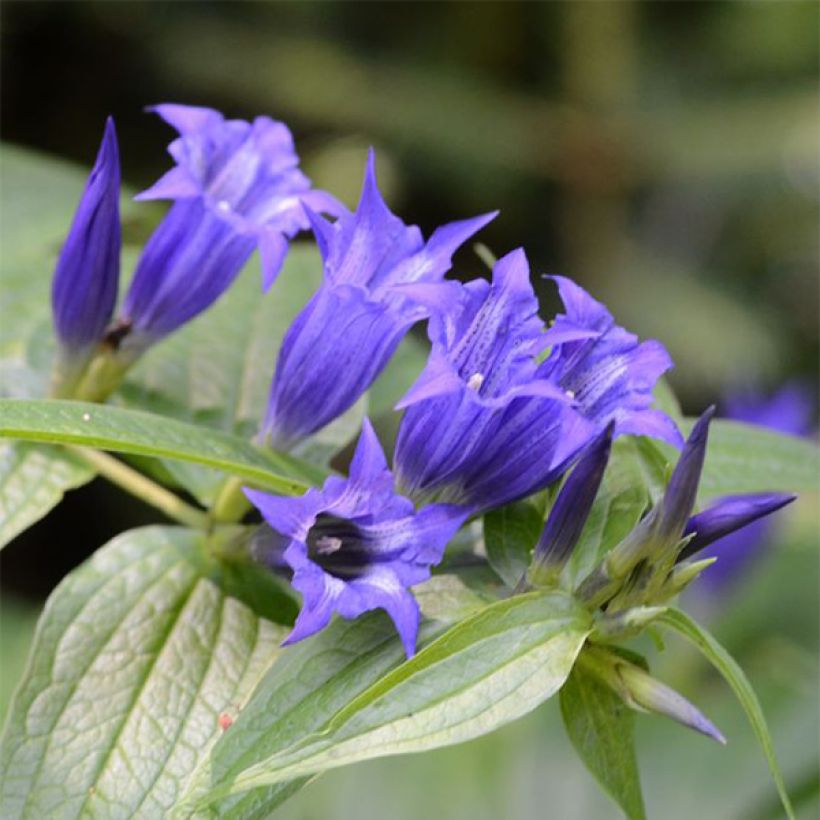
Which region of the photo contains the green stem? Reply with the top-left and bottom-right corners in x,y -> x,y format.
69,445 -> 209,530
210,475 -> 252,524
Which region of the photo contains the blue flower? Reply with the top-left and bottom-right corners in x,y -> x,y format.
393,249 -> 680,512
244,419 -> 469,657
539,276 -> 683,447
260,150 -> 495,450
51,117 -> 120,391
116,104 -> 342,356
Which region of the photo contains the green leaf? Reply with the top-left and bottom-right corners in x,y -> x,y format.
560,662 -> 646,820
687,418 -> 819,499
412,572 -> 499,622
187,591 -> 592,809
0,399 -> 325,496
659,608 -> 795,820
0,441 -> 94,550
0,526 -> 302,820
483,498 -> 544,587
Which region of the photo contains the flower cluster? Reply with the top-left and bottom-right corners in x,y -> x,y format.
51,104 -> 797,657
50,105 -> 341,397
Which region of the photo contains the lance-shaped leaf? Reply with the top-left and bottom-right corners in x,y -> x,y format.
560,663 -> 646,820
183,590 -> 592,811
0,526 -> 301,820
0,399 -> 325,495
659,608 -> 796,820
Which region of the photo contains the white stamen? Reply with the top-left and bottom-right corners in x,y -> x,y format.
565,389 -> 576,399
216,199 -> 232,214
467,372 -> 484,391
315,535 -> 343,555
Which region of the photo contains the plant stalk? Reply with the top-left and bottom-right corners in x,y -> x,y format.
69,445 -> 209,530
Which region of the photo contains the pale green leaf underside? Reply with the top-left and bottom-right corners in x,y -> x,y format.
187,591 -> 591,810
560,662 -> 646,820
659,608 -> 795,820
0,441 -> 94,550
0,399 -> 325,496
0,526 -> 297,820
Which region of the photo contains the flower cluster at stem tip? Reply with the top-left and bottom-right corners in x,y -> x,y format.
51,105 -> 795,657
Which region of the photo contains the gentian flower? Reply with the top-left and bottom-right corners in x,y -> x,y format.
114,104 -> 342,358
51,117 -> 120,395
244,419 -> 469,657
692,383 -> 812,589
260,150 -> 495,451
539,276 -> 683,447
393,249 -> 680,512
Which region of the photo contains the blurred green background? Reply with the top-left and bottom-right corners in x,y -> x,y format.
1,2 -> 818,818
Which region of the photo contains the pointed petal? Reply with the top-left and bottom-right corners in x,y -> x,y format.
395,351 -> 463,410
243,486 -> 318,541
425,211 -> 497,259
147,103 -> 224,135
259,229 -> 289,291
284,564 -> 345,646
348,418 -> 390,487
341,567 -> 422,658
135,166 -> 200,201
550,275 -> 613,330
303,203 -> 336,263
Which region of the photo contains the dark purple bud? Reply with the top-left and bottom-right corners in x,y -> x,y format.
658,407 -> 715,543
679,492 -> 796,561
51,118 -> 120,368
530,423 -> 614,583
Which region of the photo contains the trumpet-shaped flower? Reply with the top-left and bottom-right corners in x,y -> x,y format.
244,420 -> 469,657
394,250 -> 680,512
116,104 -> 342,355
261,150 -> 495,450
51,117 -> 121,390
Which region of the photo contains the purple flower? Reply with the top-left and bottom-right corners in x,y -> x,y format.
393,250 -> 680,512
260,150 -> 495,451
693,383 -> 812,589
539,276 -> 683,447
244,419 -> 469,657
51,118 -> 120,386
115,104 -> 342,356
